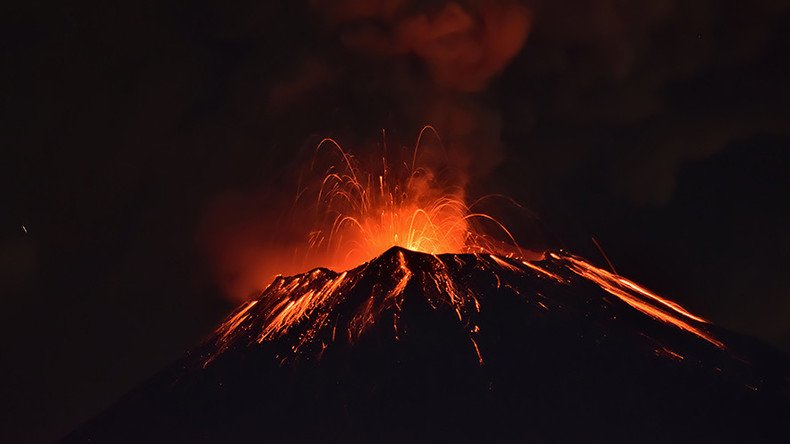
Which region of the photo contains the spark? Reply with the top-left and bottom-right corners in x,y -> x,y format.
295,127 -> 519,272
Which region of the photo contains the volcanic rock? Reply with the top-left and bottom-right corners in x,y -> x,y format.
61,247 -> 790,443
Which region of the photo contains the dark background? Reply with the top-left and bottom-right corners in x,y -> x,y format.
2,1 -> 789,443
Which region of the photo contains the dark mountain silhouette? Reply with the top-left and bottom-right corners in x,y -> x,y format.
61,247 -> 789,443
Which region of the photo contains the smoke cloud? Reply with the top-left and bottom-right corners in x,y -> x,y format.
267,1 -> 533,172
313,0 -> 531,92
200,0 -> 535,301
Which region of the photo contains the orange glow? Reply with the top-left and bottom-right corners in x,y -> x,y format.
199,127 -> 533,303
301,127 -> 518,272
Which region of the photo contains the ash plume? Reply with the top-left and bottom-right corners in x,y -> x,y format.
274,0 -> 534,175
199,0 -> 535,301
312,0 -> 532,92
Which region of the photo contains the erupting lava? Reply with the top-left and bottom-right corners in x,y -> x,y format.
297,126 -> 518,273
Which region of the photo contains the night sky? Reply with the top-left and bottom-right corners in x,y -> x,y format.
3,1 -> 790,443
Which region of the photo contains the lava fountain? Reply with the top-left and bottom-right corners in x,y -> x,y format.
300,126 -> 520,272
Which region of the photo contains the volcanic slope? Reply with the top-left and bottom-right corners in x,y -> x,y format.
62,247 -> 789,443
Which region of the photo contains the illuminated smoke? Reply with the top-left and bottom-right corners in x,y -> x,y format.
282,0 -> 537,178
198,129 -> 524,302
312,0 -> 532,92
200,1 -> 535,302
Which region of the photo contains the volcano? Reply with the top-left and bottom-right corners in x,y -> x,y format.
62,247 -> 789,443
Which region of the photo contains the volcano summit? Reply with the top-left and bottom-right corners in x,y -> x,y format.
62,247 -> 789,443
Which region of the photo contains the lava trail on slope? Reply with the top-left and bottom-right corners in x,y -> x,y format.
62,247 -> 789,443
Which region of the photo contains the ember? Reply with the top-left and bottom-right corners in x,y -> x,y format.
300,126 -> 519,272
